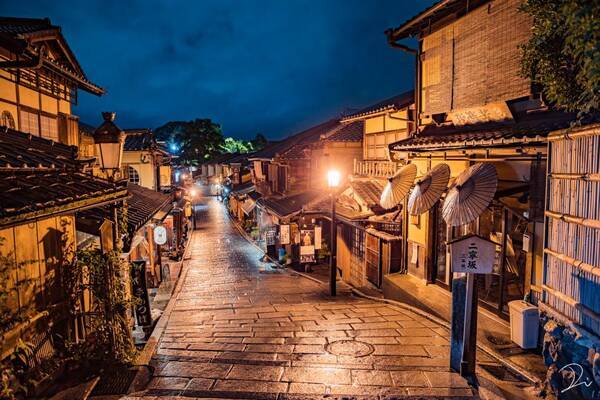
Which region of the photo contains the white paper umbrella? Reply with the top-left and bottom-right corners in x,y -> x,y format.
380,163 -> 417,209
442,163 -> 498,227
408,163 -> 450,215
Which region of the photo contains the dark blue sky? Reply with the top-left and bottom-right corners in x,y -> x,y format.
1,1 -> 428,140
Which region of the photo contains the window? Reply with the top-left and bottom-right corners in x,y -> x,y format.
0,111 -> 15,129
19,109 -> 39,136
40,115 -> 58,141
127,166 -> 140,185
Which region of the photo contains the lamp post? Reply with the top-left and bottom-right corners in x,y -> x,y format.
93,112 -> 125,181
327,169 -> 340,296
92,112 -> 126,351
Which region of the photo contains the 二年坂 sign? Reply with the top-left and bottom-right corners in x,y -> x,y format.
450,235 -> 496,274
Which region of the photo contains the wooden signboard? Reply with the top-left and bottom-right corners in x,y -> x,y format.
450,234 -> 496,274
131,260 -> 152,327
280,224 -> 290,245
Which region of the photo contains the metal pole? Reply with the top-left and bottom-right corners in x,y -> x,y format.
330,193 -> 337,296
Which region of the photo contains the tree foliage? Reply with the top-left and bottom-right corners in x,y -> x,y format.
219,133 -> 268,154
519,0 -> 599,117
220,137 -> 254,154
155,119 -> 224,165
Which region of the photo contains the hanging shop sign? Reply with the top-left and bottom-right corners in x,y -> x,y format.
154,225 -> 167,245
280,224 -> 290,245
450,234 -> 496,274
314,226 -> 322,250
265,227 -> 277,246
300,228 -> 315,263
291,223 -> 300,244
131,260 -> 152,326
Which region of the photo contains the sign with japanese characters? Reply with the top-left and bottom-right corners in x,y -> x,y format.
153,225 -> 167,245
450,235 -> 495,274
300,228 -> 315,263
280,224 -> 290,245
314,226 -> 322,250
131,261 -> 152,326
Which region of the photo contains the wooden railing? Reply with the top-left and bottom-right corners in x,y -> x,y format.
353,159 -> 398,177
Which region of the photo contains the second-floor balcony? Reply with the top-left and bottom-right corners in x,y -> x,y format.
353,159 -> 398,178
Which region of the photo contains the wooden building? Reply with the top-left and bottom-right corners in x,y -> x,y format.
0,18 -> 136,374
0,17 -> 104,148
0,128 -> 128,360
384,0 -> 576,318
318,91 -> 414,289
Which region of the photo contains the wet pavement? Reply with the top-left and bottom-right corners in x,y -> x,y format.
128,191 -> 527,399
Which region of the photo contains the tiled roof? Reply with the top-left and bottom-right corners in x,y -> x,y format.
226,152 -> 254,164
341,91 -> 414,121
257,190 -> 323,218
124,129 -> 154,151
230,182 -> 255,196
385,0 -> 456,41
322,120 -> 363,142
203,152 -> 242,165
250,119 -> 339,160
0,17 -> 57,36
389,111 -> 578,152
125,183 -> 173,233
280,143 -> 311,160
0,17 -> 104,95
0,170 -> 127,226
350,179 -> 387,209
77,183 -> 172,240
0,127 -> 78,169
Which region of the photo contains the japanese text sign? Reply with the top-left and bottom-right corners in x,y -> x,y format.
450,235 -> 495,274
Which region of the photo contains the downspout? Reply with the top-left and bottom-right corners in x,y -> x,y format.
385,31 -> 420,276
385,32 -> 419,137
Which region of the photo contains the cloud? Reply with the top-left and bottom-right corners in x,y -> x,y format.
1,0 -> 425,139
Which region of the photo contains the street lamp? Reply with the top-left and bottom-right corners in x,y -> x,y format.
327,169 -> 340,296
93,112 -> 125,180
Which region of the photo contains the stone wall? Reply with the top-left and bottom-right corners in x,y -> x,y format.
542,314 -> 600,399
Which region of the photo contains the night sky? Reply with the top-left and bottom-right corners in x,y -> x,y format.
1,1 -> 429,140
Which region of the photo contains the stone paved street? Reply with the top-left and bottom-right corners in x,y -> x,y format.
133,192 -> 494,399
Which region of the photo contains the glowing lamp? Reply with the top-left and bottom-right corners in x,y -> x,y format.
327,169 -> 341,188
93,112 -> 125,172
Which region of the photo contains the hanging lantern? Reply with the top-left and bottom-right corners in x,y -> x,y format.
93,112 -> 125,173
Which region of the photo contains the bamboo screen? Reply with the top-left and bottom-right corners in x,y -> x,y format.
544,127 -> 600,334
420,0 -> 531,115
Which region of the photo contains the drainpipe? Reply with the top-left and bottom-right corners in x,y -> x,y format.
385,32 -> 420,276
385,32 -> 420,137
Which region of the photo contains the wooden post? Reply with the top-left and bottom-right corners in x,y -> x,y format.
461,273 -> 478,377
450,274 -> 466,372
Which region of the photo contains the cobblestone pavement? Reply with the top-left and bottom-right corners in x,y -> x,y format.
132,193 -> 499,399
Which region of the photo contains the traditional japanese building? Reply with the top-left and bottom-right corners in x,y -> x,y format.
331,92 -> 414,288
0,18 -> 122,362
379,1 -> 579,379
121,128 -> 172,191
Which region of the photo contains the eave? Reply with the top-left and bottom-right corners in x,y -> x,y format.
0,188 -> 129,229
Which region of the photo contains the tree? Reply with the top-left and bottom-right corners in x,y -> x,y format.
155,119 -> 224,166
519,0 -> 599,118
220,137 -> 254,154
251,133 -> 268,151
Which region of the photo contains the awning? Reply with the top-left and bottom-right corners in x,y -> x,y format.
365,227 -> 402,241
242,199 -> 256,215
231,183 -> 255,196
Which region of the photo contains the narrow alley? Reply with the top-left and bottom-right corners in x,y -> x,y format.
134,190 -> 528,399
